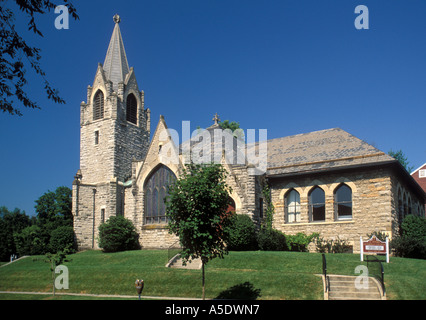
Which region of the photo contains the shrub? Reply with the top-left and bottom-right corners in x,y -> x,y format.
366,231 -> 388,242
98,216 -> 140,253
401,215 -> 426,239
392,236 -> 426,259
315,236 -> 352,254
49,226 -> 75,253
223,214 -> 258,251
285,233 -> 318,252
257,227 -> 286,251
392,215 -> 426,259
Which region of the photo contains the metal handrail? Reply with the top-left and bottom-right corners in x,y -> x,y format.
366,255 -> 386,296
322,254 -> 329,293
167,240 -> 182,264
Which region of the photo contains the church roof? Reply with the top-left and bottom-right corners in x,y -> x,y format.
103,15 -> 130,90
264,128 -> 396,177
179,121 -> 244,166
178,114 -> 396,176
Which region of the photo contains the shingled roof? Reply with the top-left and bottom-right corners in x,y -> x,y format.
180,124 -> 396,177
265,128 -> 396,177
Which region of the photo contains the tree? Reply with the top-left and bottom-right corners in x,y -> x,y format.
35,186 -> 73,231
14,224 -> 45,256
0,0 -> 79,116
219,120 -> 240,132
45,249 -> 70,296
166,163 -> 232,300
0,206 -> 32,261
49,225 -> 75,253
219,120 -> 245,140
13,186 -> 73,256
388,149 -> 414,173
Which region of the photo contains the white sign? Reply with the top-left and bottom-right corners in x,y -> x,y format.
365,245 -> 385,251
360,236 -> 389,263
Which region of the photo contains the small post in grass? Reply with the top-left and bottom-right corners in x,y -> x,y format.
135,279 -> 144,300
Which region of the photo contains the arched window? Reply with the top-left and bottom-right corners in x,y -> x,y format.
126,94 -> 137,125
398,190 -> 403,222
285,189 -> 301,223
227,197 -> 236,214
309,186 -> 325,222
144,165 -> 176,225
334,184 -> 352,220
403,193 -> 407,220
93,90 -> 104,121
408,197 -> 412,216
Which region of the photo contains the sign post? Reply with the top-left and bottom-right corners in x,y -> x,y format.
360,235 -> 389,263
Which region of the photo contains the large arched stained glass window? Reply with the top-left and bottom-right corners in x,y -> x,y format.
144,165 -> 176,225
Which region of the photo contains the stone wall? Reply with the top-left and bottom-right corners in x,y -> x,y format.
73,177 -> 133,250
140,226 -> 178,249
74,65 -> 150,250
269,167 -> 394,253
390,169 -> 425,235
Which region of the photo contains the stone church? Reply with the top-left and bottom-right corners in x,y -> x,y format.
72,16 -> 426,253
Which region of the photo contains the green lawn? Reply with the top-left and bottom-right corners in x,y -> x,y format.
0,250 -> 424,300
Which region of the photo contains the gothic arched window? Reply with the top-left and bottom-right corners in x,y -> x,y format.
285,189 -> 301,223
309,186 -> 325,222
144,165 -> 176,225
126,93 -> 137,125
334,184 -> 352,220
93,90 -> 104,121
398,189 -> 403,222
403,193 -> 407,220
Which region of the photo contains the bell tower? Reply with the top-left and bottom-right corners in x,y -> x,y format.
73,15 -> 151,249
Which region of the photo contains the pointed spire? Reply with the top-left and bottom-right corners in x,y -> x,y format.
103,14 -> 130,90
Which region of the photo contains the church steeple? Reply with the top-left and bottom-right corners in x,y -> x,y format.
74,14 -> 151,251
103,14 -> 130,90
78,14 -> 150,184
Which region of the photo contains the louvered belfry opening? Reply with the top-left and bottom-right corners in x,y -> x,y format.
126,93 -> 137,125
93,90 -> 104,121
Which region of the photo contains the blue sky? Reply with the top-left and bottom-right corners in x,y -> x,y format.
1,0 -> 425,216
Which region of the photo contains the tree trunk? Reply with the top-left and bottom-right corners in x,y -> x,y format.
202,260 -> 205,300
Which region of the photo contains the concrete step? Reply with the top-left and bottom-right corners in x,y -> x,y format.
327,275 -> 384,300
169,256 -> 202,269
331,285 -> 379,293
329,295 -> 382,300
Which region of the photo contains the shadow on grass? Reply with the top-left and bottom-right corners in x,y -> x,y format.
215,282 -> 261,300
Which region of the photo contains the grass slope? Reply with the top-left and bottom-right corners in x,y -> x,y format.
0,250 -> 424,300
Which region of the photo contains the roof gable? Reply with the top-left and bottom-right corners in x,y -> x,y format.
411,163 -> 426,176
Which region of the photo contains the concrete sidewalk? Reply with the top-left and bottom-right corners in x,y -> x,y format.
0,291 -> 204,300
